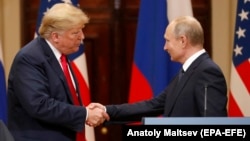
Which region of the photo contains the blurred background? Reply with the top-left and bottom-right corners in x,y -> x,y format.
0,0 -> 242,141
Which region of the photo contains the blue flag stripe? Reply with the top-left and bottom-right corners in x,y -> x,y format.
0,60 -> 7,124
134,0 -> 180,96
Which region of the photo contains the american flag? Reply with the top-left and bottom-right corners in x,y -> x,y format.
35,0 -> 95,140
228,0 -> 250,116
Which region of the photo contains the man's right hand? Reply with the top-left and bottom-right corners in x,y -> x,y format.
86,103 -> 109,127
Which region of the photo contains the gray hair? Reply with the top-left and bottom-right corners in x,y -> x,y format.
173,16 -> 204,46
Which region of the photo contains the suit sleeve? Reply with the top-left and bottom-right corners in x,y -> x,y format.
194,64 -> 228,116
106,90 -> 168,123
8,53 -> 86,131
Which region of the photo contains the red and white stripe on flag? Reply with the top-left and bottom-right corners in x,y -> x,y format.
228,0 -> 250,117
70,53 -> 95,141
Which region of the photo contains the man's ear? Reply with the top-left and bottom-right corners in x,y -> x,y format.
179,35 -> 187,48
51,32 -> 60,43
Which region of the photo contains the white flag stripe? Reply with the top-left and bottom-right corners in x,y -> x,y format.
230,63 -> 250,116
74,53 -> 95,141
73,53 -> 89,87
85,125 -> 95,141
167,0 -> 193,22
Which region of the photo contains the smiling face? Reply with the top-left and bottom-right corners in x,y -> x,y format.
163,23 -> 185,63
163,16 -> 205,64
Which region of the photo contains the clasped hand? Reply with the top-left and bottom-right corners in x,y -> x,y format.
86,103 -> 109,127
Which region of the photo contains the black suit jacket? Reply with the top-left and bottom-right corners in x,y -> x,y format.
0,120 -> 14,141
106,52 -> 228,122
7,37 -> 86,141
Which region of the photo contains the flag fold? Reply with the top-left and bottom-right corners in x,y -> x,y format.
228,0 -> 250,117
129,0 -> 193,103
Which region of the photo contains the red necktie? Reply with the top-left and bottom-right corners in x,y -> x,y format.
60,55 -> 86,141
60,54 -> 80,105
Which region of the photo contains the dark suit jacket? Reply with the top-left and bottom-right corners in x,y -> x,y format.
106,52 -> 228,122
0,120 -> 14,141
7,37 -> 86,141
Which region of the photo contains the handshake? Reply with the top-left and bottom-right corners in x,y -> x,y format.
85,103 -> 110,127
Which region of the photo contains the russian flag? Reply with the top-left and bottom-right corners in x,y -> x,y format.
129,0 -> 193,103
36,1 -> 95,140
0,39 -> 7,124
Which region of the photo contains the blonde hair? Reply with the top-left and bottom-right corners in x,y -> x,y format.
39,3 -> 89,39
172,16 -> 204,46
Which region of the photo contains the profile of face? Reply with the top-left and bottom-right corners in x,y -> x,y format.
55,25 -> 85,55
163,23 -> 185,63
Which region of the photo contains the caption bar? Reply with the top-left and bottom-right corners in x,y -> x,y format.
122,125 -> 250,140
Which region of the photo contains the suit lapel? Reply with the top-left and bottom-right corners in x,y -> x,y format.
38,37 -> 74,104
164,52 -> 209,116
164,70 -> 186,116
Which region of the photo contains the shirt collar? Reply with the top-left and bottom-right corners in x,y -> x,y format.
182,49 -> 206,72
45,39 -> 62,62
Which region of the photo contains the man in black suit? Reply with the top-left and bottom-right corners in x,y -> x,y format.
88,16 -> 228,125
7,3 -> 109,141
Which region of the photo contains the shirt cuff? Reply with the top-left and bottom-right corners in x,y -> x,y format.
85,108 -> 89,121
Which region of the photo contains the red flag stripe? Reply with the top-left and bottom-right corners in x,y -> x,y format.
71,62 -> 91,105
228,91 -> 243,116
236,59 -> 250,93
229,63 -> 250,116
129,63 -> 153,103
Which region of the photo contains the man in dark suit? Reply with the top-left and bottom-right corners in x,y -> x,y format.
88,16 -> 228,125
7,3 -> 109,141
